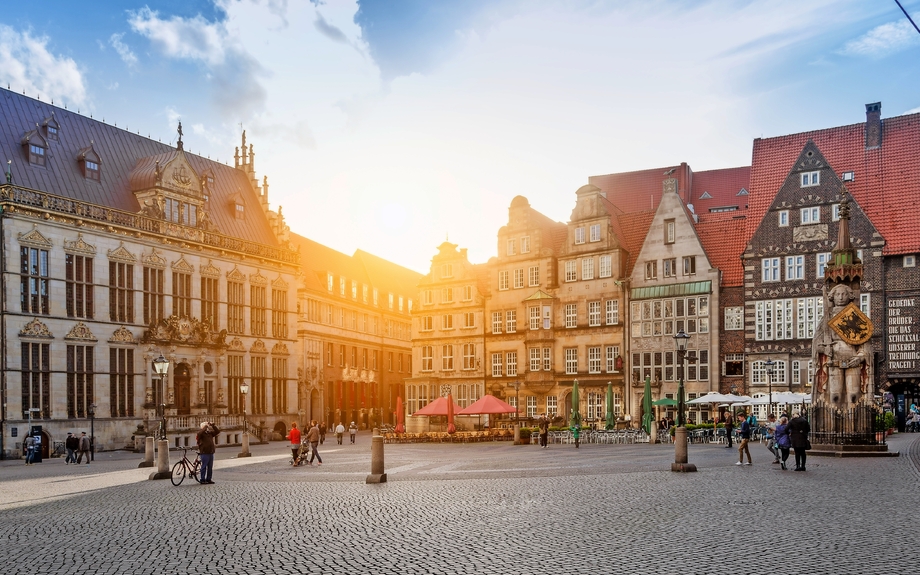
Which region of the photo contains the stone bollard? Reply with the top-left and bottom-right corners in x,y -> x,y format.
365,434 -> 387,484
149,439 -> 172,480
239,432 -> 251,458
138,436 -> 155,468
670,426 -> 697,472
372,427 -> 378,436
650,424 -> 659,445
513,423 -> 520,444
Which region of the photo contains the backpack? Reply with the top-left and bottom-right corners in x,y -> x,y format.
746,415 -> 757,429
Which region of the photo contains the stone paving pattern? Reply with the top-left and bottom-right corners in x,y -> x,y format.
1,432 -> 918,574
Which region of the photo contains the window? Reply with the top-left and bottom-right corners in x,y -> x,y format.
272,288 -> 288,338
575,227 -> 585,244
66,345 -> 94,419
463,285 -> 473,301
582,258 -> 594,280
20,247 -> 49,314
606,300 -> 619,325
683,256 -> 696,276
599,255 -> 612,278
22,342 -> 50,419
785,255 -> 804,280
796,297 -> 824,339
272,357 -> 287,414
66,254 -> 94,319
565,261 -> 577,282
464,312 -> 475,328
373,288 -> 378,306
491,312 -> 502,334
565,304 -> 577,328
327,273 -> 333,292
498,271 -> 509,290
606,346 -> 620,373
565,348 -> 578,374
543,347 -> 552,371
587,392 -> 602,419
526,396 -> 537,417
251,285 -> 267,337
521,236 -> 530,253
442,345 -> 454,371
164,198 -> 198,226
422,316 -> 433,331
442,264 -> 453,278
723,353 -> 744,377
514,268 -> 525,289
588,347 -> 601,374
663,258 -> 676,278
172,271 -> 191,318
724,307 -> 743,330
506,352 -> 517,376
756,299 -> 795,341
547,395 -> 557,417
543,306 -> 552,329
529,306 -> 540,330
363,285 -> 369,303
905,255 -> 916,268
492,353 -> 503,377
588,301 -> 601,326
590,224 -> 601,242
778,210 -> 789,227
860,293 -> 870,317
142,267 -> 164,325
442,314 -> 453,330
421,346 -> 433,371
665,220 -> 675,244
506,310 -> 517,333
530,348 -> 541,371
816,253 -> 831,278
234,203 -> 245,219
227,281 -> 244,334
645,261 -> 657,280
528,265 -> 540,287
109,347 -> 134,417
109,262 -> 134,323
762,258 -> 780,282
442,287 -> 453,303
507,239 -> 516,256
800,171 -> 819,187
801,206 -> 820,224
250,356 -> 267,415
200,277 -> 218,329
832,204 -> 841,221
29,144 -> 46,166
463,343 -> 476,370
751,360 -> 787,385
84,160 -> 100,181
388,352 -> 394,371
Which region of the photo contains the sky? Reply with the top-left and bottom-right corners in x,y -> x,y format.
2,0 -> 919,273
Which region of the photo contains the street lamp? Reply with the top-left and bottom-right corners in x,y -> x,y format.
239,381 -> 251,457
88,403 -> 96,461
765,358 -> 775,419
509,381 -> 520,424
673,329 -> 690,427
152,355 -> 169,441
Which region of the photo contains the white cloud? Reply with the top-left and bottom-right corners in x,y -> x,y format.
109,33 -> 137,67
0,25 -> 87,108
840,20 -> 920,57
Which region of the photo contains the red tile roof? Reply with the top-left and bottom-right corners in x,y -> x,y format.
695,214 -> 747,287
615,209 -> 656,277
748,110 -> 920,255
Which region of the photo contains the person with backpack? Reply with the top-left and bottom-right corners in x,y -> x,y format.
196,421 -> 220,484
735,413 -> 752,465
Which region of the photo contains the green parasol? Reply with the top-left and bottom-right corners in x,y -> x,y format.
642,376 -> 653,434
570,379 -> 582,428
652,397 -> 678,407
605,382 -> 615,430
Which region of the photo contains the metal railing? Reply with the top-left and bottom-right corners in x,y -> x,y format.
809,405 -> 886,446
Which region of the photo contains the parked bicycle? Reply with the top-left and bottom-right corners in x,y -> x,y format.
171,447 -> 202,486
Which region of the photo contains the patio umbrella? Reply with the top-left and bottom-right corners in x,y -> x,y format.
457,394 -> 516,415
605,382 -> 615,430
570,380 -> 582,428
395,396 -> 405,433
641,376 -> 653,434
446,393 -> 457,435
653,397 -> 678,407
412,396 -> 463,416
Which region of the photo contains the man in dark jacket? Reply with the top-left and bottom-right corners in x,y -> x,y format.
306,421 -> 323,465
788,412 -> 811,471
736,414 -> 752,465
76,432 -> 91,464
65,432 -> 79,464
197,421 -> 220,484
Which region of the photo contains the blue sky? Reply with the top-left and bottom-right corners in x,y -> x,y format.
2,0 -> 919,272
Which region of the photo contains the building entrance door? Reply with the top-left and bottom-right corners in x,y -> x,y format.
175,363 -> 191,415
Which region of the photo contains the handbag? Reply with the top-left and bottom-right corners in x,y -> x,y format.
804,438 -> 812,450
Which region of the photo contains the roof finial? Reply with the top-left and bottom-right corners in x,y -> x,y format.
177,120 -> 184,150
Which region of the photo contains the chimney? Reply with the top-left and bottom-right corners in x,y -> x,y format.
865,102 -> 881,149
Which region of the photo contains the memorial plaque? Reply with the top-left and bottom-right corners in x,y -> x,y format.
887,295 -> 920,372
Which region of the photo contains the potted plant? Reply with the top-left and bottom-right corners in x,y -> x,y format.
884,412 -> 897,435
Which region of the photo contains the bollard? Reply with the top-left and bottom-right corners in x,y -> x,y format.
365,434 -> 387,484
239,432 -> 251,458
670,426 -> 697,472
650,424 -> 659,445
513,423 -> 521,444
138,436 -> 155,468
149,439 -> 172,480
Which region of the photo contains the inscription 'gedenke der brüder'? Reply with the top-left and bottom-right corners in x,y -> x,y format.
888,298 -> 918,370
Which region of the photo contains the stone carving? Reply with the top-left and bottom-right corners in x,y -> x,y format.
141,315 -> 227,347
197,209 -> 218,232
200,260 -> 221,278
142,248 -> 167,269
64,322 -> 97,341
228,337 -> 245,352
171,256 -> 194,273
272,342 -> 290,356
64,234 -> 97,256
271,276 -> 289,290
813,284 -> 871,407
139,196 -> 164,219
793,224 -> 828,242
109,326 -> 136,344
250,339 -> 267,354
19,318 -> 53,339
250,271 -> 267,286
108,242 -> 137,263
227,266 -> 246,282
18,226 -> 53,248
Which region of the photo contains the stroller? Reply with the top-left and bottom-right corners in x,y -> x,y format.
292,436 -> 311,466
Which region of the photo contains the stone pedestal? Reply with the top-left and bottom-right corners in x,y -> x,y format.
366,435 -> 387,484
238,432 -> 251,458
138,437 -> 155,468
670,426 -> 697,472
148,439 -> 171,480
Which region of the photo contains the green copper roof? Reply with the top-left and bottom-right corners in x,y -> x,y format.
523,290 -> 556,301
630,281 -> 711,300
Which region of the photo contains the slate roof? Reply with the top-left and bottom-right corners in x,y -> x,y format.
748,109 -> 920,255
0,88 -> 278,246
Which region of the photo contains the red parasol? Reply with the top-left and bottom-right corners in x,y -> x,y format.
457,394 -> 517,415
412,396 -> 463,416
446,393 -> 457,435
395,396 -> 405,433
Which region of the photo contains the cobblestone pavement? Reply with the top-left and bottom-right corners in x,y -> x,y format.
1,432 -> 918,574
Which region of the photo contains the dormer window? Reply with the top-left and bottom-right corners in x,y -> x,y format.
84,160 -> 100,181
235,203 -> 244,219
78,144 -> 102,181
42,114 -> 61,141
29,144 -> 46,166
164,197 -> 198,226
46,125 -> 59,141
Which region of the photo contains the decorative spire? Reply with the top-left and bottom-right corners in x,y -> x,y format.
825,184 -> 862,285
177,121 -> 183,151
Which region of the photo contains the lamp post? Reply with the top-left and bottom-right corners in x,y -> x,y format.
671,328 -> 696,472
239,381 -> 251,457
509,381 -> 521,424
152,355 -> 169,441
765,358 -> 775,419
88,403 -> 96,461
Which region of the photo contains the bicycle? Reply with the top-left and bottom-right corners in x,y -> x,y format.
170,447 -> 202,486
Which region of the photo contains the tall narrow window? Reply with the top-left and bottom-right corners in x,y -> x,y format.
272,357 -> 287,414
492,353 -> 503,377
463,343 -> 476,370
20,247 -> 50,314
201,277 -> 219,328
599,255 -> 612,278
67,345 -> 94,418
227,281 -> 245,334
665,220 -> 675,244
272,288 -> 288,338
506,310 -> 517,333
606,300 -> 619,325
565,348 -> 578,374
251,285 -> 267,336
588,301 -> 601,326
582,258 -> 594,280
421,346 -> 433,371
109,262 -> 134,323
66,254 -> 94,319
22,342 -> 51,419
506,351 -> 518,377
251,356 -> 266,415
227,355 -> 244,414
109,347 -> 134,417
491,312 -> 502,334
143,267 -> 164,325
172,271 -> 192,317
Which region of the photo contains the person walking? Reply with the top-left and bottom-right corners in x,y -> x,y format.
736,413 -> 752,465
723,415 -> 734,448
774,416 -> 792,470
23,435 -> 36,465
196,421 -> 220,484
538,414 -> 549,448
348,421 -> 358,444
287,422 -> 301,465
319,422 -> 327,445
306,421 -> 323,466
765,413 -> 780,464
335,422 -> 345,445
571,422 -> 581,449
76,432 -> 91,464
65,432 -> 79,464
789,411 -> 811,471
